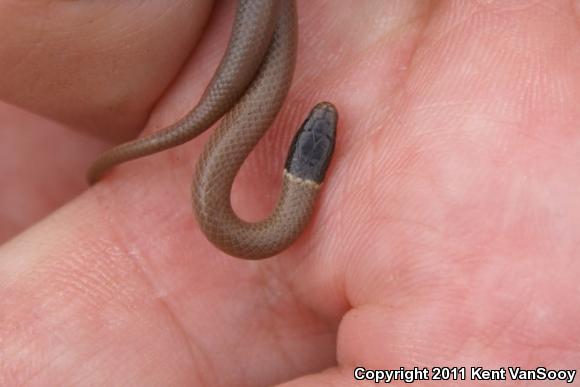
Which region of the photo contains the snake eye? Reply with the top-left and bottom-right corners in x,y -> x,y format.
284,102 -> 338,184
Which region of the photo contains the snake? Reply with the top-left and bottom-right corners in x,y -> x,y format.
87,0 -> 338,260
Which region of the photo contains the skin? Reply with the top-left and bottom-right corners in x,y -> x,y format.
1,0 -> 580,386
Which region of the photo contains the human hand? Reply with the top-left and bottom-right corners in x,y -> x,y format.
1,1 -> 579,386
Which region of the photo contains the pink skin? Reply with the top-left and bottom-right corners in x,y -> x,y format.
1,0 -> 579,386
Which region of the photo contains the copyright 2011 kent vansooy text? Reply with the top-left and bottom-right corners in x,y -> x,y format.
353,366 -> 577,383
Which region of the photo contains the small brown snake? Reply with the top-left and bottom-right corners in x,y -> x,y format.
87,0 -> 338,259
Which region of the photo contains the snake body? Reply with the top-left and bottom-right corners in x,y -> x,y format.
88,0 -> 338,260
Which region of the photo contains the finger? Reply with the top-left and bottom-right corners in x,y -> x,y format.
0,102 -> 101,242
0,0 -> 213,141
0,0 -> 213,240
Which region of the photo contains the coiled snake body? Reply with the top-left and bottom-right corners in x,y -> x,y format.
88,0 -> 338,259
